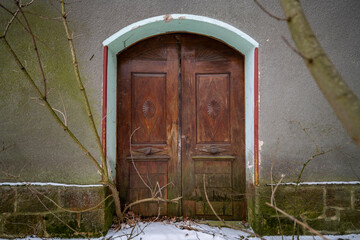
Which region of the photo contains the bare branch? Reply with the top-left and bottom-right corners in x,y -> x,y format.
22,10 -> 62,22
280,0 -> 360,148
266,202 -> 329,240
129,127 -> 152,192
203,174 -> 265,239
253,0 -> 288,21
26,185 -> 86,238
58,91 -> 68,126
20,0 -> 35,8
271,174 -> 284,206
15,0 -> 48,99
31,186 -> 112,213
38,102 -> 67,126
270,140 -> 280,205
1,141 -> 14,153
60,0 -> 108,180
0,3 -> 60,57
0,3 -> 14,15
122,196 -> 182,214
1,36 -> 104,176
282,36 -> 313,63
3,9 -> 19,37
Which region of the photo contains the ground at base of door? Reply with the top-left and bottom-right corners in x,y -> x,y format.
2,221 -> 360,240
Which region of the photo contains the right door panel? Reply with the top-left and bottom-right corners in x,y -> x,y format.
181,35 -> 246,220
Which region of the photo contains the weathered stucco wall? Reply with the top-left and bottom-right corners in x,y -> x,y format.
1,0 -> 359,184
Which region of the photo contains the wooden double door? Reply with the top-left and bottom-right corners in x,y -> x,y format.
117,34 -> 245,220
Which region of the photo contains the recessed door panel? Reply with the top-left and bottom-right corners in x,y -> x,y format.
132,73 -> 166,144
196,74 -> 230,143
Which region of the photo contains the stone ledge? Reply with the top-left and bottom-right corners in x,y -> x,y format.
249,184 -> 360,235
0,183 -> 113,238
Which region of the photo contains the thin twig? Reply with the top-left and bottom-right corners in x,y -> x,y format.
254,0 -> 288,21
20,0 -> 35,7
30,186 -> 112,213
1,36 -> 104,176
270,140 -> 280,205
1,141 -> 14,153
122,196 -> 182,214
15,0 -> 48,99
38,102 -> 67,126
129,127 -> 152,192
3,9 -> 19,37
22,10 -> 63,21
269,140 -> 284,238
0,3 -> 60,57
26,186 -> 87,238
271,175 -> 284,206
340,150 -> 360,181
60,0 -> 108,180
282,36 -> 313,63
203,174 -> 265,239
289,120 -> 319,152
266,202 -> 329,240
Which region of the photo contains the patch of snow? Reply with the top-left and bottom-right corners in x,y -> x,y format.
267,181 -> 360,186
106,221 -> 252,240
1,221 -> 360,240
0,182 -> 103,188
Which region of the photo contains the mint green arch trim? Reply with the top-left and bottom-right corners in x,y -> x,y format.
103,14 -> 258,183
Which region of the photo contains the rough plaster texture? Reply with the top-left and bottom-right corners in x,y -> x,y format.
0,0 -> 359,184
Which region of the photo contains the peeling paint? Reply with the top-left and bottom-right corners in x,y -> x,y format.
259,140 -> 264,151
179,16 -> 186,20
164,14 -> 173,23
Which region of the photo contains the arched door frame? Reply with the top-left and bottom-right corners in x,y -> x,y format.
102,14 -> 259,186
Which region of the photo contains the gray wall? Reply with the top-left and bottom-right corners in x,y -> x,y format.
1,0 -> 359,184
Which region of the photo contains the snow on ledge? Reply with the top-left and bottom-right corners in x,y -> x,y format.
0,182 -> 103,188
267,181 -> 360,186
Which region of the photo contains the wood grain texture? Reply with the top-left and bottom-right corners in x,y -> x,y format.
117,35 -> 180,216
181,35 -> 245,220
117,34 -> 245,219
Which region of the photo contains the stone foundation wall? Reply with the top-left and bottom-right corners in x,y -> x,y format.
250,183 -> 360,235
0,183 -> 113,238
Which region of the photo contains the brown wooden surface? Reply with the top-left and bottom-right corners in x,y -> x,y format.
117,34 -> 245,219
117,35 -> 180,216
181,35 -> 245,220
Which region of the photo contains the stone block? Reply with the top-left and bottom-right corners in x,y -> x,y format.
16,186 -> 59,213
60,187 -> 106,210
80,210 -> 105,232
0,185 -> 113,238
44,210 -> 110,237
325,207 -> 337,218
44,212 -> 80,237
306,218 -> 340,234
3,214 -> 44,237
0,186 -> 15,213
262,216 -> 303,235
326,187 -> 351,208
340,209 -> 360,230
273,186 -> 324,219
354,189 -> 360,210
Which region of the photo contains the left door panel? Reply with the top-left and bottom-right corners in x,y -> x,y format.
117,35 -> 180,216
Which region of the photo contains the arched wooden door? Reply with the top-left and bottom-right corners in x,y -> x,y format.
117,34 -> 245,219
